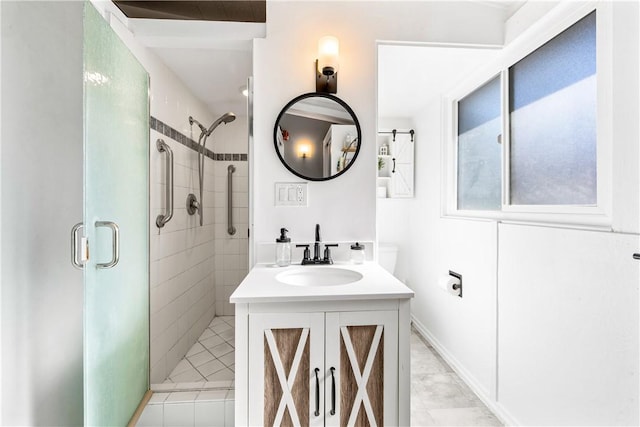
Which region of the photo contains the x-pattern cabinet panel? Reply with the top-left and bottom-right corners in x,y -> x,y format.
248,311 -> 398,426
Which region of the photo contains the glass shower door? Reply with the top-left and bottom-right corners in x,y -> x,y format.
83,3 -> 149,425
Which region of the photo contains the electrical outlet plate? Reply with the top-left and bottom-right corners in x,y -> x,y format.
275,182 -> 308,206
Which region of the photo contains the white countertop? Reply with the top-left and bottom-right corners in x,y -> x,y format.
230,261 -> 414,304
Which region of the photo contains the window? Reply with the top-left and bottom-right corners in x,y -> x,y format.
454,10 -> 598,213
509,11 -> 596,206
457,76 -> 502,210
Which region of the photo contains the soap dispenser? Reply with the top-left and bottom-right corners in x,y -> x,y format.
350,242 -> 365,264
275,228 -> 291,267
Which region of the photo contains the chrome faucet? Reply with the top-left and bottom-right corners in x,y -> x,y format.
296,224 -> 338,265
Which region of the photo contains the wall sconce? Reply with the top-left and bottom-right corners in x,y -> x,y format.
298,143 -> 312,159
316,36 -> 339,94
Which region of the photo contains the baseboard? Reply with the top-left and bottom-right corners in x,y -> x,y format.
410,315 -> 521,426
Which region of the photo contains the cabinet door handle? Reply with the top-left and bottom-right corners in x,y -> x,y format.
314,367 -> 320,416
634,253 -> 640,260
330,367 -> 336,415
392,158 -> 396,173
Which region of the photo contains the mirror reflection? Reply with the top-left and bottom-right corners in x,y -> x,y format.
274,93 -> 361,181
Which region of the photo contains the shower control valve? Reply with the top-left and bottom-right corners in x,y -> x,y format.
186,193 -> 200,216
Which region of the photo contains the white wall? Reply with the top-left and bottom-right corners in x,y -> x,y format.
385,2 -> 640,425
498,224 -> 638,425
382,100 -> 500,403
1,2 -> 84,425
252,1 -> 506,254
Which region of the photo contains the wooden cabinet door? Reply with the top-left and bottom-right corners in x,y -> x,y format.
248,313 -> 325,427
325,311 -> 398,427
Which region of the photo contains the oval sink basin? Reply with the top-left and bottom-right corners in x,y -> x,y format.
276,267 -> 363,287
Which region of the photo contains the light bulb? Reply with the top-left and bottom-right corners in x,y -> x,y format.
317,36 -> 339,76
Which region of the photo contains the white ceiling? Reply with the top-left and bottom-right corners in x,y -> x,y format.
476,0 -> 526,19
101,1 -> 524,120
152,45 -> 252,118
100,2 -> 260,117
377,44 -> 500,120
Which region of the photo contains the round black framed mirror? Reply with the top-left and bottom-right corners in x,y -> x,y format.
274,93 -> 361,181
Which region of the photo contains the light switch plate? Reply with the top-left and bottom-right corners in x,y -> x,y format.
275,182 -> 308,206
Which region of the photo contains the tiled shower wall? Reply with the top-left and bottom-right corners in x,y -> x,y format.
150,121 -> 217,384
213,161 -> 249,316
210,116 -> 250,316
150,116 -> 249,382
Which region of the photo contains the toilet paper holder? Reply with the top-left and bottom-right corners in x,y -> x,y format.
449,270 -> 462,298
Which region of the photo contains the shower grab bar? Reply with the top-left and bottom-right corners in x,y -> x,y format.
156,139 -> 174,228
227,164 -> 237,235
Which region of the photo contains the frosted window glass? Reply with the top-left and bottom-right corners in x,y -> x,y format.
457,76 -> 502,210
509,11 -> 596,205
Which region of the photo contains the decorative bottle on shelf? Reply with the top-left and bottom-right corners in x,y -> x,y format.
275,228 -> 291,267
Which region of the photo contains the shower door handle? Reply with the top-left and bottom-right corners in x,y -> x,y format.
156,139 -> 174,228
95,221 -> 120,269
71,222 -> 86,270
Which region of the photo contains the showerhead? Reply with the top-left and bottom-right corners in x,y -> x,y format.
205,112 -> 236,136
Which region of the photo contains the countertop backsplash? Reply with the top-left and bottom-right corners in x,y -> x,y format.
255,241 -> 375,265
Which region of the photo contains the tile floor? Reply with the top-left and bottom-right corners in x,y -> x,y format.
410,328 -> 502,426
162,316 -> 235,384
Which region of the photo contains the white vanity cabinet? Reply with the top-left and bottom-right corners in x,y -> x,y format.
247,310 -> 398,426
231,262 -> 414,427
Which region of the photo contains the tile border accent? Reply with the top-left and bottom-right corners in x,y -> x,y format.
150,116 -> 247,162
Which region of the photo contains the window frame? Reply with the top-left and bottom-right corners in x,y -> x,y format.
443,1 -> 612,229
